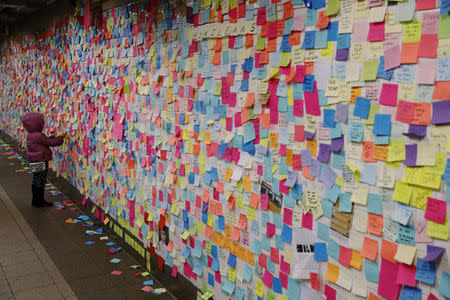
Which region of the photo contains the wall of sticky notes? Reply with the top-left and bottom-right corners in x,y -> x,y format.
1,0 -> 450,299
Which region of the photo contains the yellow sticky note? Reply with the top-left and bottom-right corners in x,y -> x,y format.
325,263 -> 340,284
228,268 -> 236,282
410,186 -> 432,210
428,217 -> 449,240
392,180 -> 413,204
279,52 -> 291,67
394,244 -> 417,265
361,60 -> 379,81
255,281 -> 265,297
403,19 -> 422,44
388,139 -> 406,162
321,42 -> 334,57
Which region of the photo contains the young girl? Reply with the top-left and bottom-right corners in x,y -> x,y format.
22,112 -> 66,207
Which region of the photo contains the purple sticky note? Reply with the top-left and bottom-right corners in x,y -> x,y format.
330,136 -> 344,152
318,144 -> 331,163
407,125 -> 427,138
309,159 -> 321,177
301,149 -> 312,166
431,99 -> 450,124
335,104 -> 348,123
335,48 -> 349,61
403,144 -> 418,166
304,131 -> 315,139
422,245 -> 446,261
285,171 -> 298,187
319,166 -> 338,188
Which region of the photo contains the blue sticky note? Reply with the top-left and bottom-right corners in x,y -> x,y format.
398,224 -> 415,246
360,164 -> 378,186
348,121 -> 364,142
364,259 -> 379,283
323,109 -> 336,128
84,241 -> 95,245
287,277 -> 301,300
303,75 -> 315,92
367,193 -> 382,215
339,193 -> 352,213
305,9 -> 318,27
314,30 -> 328,49
328,239 -> 340,261
243,122 -> 256,143
354,97 -> 371,119
321,199 -> 334,218
143,280 -> 154,285
273,277 -> 282,293
208,273 -> 214,287
327,22 -> 338,41
314,243 -> 328,261
439,272 -> 450,298
227,253 -> 236,268
377,56 -> 394,80
302,31 -> 316,49
324,184 -> 341,203
317,222 -> 329,242
399,286 -> 422,300
373,114 -> 391,136
281,224 -> 293,243
415,259 -> 436,285
337,33 -> 351,49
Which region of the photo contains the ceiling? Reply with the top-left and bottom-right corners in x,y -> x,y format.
0,0 -> 57,24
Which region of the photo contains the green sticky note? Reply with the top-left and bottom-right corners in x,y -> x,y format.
256,36 -> 266,51
279,52 -> 291,67
362,60 -> 379,81
439,14 -> 450,40
325,0 -> 340,16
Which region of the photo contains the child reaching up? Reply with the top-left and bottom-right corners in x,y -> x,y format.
22,112 -> 66,207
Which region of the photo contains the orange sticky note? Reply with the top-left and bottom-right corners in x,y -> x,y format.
400,43 -> 420,64
369,292 -> 382,300
361,237 -> 378,261
367,214 -> 383,236
362,141 -> 377,162
306,139 -> 317,157
432,81 -> 450,100
381,239 -> 398,263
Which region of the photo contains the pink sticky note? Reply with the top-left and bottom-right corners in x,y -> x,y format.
379,83 -> 398,106
413,219 -> 433,243
384,45 -> 401,71
283,208 -> 293,226
172,266 -> 178,278
416,0 -> 436,9
304,82 -> 321,116
352,21 -> 369,42
261,194 -> 269,210
418,34 -> 438,58
425,197 -> 446,224
396,263 -> 417,287
266,222 -> 276,237
416,58 -> 438,84
294,65 -> 306,82
422,11 -> 440,34
280,257 -> 291,274
367,21 -> 385,42
324,284 -> 337,300
111,271 -> 122,275
302,212 -> 313,230
338,246 -> 353,268
262,269 -> 274,288
428,293 -> 439,300
378,259 -> 401,300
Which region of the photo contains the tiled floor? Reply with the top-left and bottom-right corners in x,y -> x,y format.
0,134 -> 198,300
0,185 -> 76,300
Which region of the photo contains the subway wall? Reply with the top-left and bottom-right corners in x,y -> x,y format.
1,0 -> 450,299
